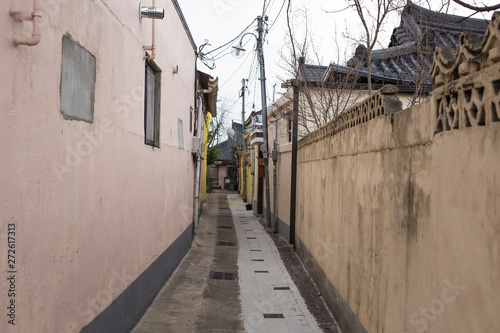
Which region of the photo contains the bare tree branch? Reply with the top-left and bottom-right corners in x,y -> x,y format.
452,0 -> 500,12
344,0 -> 404,95
387,0 -> 450,106
278,8 -> 366,137
287,0 -> 298,82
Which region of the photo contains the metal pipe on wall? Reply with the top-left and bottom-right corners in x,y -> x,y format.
193,94 -> 204,234
144,0 -> 156,60
10,0 -> 41,46
272,120 -> 278,234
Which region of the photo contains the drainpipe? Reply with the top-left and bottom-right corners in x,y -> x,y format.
143,0 -> 156,60
251,145 -> 255,209
10,0 -> 41,46
193,94 -> 203,234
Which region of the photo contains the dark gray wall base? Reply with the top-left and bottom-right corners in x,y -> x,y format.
81,223 -> 194,333
277,218 -> 290,243
295,235 -> 367,333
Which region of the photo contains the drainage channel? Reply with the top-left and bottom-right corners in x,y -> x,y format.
193,193 -> 244,332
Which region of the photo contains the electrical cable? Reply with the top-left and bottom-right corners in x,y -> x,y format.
267,0 -> 287,32
219,49 -> 253,89
202,19 -> 257,56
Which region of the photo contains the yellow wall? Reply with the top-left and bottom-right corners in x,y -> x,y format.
245,164 -> 252,204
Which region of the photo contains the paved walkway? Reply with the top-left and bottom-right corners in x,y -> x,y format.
132,191 -> 336,332
228,194 -> 322,333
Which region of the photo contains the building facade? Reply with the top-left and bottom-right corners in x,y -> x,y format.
1,0 -> 201,332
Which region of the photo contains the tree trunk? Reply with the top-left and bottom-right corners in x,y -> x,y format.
367,49 -> 372,95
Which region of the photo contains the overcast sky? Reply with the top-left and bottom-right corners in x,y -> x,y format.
180,0 -> 493,129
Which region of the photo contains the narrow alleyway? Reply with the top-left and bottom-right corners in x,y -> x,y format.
132,191 -> 338,332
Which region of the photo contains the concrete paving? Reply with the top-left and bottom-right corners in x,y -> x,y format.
228,194 -> 323,333
131,191 -> 337,332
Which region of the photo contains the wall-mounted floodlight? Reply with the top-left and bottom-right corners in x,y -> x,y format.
139,2 -> 165,22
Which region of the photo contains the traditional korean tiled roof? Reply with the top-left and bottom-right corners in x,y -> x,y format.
216,121 -> 243,162
300,64 -> 328,83
431,11 -> 500,86
321,1 -> 490,93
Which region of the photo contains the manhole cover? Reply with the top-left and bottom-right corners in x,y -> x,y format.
209,271 -> 238,280
264,314 -> 284,319
216,241 -> 235,246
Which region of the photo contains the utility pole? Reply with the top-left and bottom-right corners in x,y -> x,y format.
241,78 -> 247,202
257,15 -> 272,228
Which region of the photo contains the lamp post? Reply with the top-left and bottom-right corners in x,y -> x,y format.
232,16 -> 271,227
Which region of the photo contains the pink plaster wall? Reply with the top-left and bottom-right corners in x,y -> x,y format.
0,0 -> 196,332
218,165 -> 227,189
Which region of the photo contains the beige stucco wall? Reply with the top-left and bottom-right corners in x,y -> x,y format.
267,111 -> 292,231
0,0 -> 196,332
296,94 -> 500,332
276,143 -> 292,227
251,146 -> 259,210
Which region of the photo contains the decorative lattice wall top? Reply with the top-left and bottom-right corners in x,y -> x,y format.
432,12 -> 500,134
431,12 -> 500,87
298,85 -> 402,149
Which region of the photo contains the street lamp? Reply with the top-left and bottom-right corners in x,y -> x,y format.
231,32 -> 258,59
232,16 -> 272,228
231,44 -> 246,59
